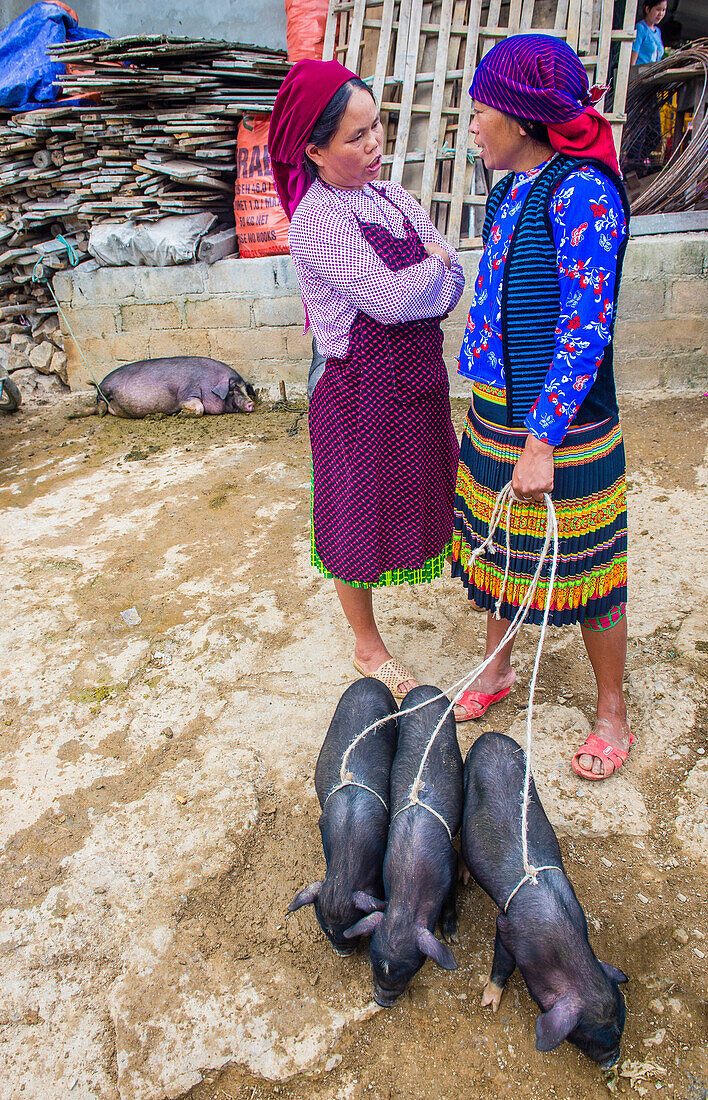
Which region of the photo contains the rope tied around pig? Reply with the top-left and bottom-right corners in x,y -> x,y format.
336,481 -> 561,897
390,790 -> 454,841
322,778 -> 388,814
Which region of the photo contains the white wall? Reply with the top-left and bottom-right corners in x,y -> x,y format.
0,0 -> 287,51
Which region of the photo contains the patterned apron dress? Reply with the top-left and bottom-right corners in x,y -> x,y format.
308,192 -> 460,587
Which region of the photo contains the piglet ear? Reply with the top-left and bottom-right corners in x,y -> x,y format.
600,961 -> 628,984
343,911 -> 384,939
288,881 -> 322,912
416,927 -> 457,971
535,996 -> 582,1052
211,379 -> 230,400
352,891 -> 386,913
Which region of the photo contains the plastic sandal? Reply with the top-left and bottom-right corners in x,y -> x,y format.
571,731 -> 634,781
454,686 -> 512,722
353,657 -> 414,701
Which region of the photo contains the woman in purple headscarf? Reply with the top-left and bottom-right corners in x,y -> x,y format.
451,35 -> 633,781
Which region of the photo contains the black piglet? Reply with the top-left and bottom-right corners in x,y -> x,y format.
346,685 -> 464,1005
289,679 -> 398,954
462,731 -> 628,1068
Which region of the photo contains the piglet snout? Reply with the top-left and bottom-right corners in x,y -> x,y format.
373,982 -> 401,1008
332,944 -> 356,958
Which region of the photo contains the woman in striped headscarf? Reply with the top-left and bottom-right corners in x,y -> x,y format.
451,34 -> 632,781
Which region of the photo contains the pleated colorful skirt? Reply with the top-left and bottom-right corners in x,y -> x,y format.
451,383 -> 628,627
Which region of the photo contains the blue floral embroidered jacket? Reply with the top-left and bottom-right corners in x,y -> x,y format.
458,160 -> 627,445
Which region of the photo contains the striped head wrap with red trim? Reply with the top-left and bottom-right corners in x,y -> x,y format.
470,34 -> 620,176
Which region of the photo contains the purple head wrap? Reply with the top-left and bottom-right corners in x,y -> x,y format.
470,34 -> 602,123
469,34 -> 620,175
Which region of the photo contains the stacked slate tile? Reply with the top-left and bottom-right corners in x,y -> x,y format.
0,35 -> 289,376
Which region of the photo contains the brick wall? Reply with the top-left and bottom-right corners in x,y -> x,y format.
53,233 -> 707,395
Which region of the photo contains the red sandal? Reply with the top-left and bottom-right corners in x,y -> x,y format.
571,732 -> 634,781
454,686 -> 512,722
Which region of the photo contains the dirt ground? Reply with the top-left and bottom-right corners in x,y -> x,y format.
0,391 -> 706,1100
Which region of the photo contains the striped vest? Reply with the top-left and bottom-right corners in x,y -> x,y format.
482,155 -> 631,428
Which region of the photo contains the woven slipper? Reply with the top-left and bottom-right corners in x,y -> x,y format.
454,686 -> 511,722
353,657 -> 414,701
571,732 -> 634,781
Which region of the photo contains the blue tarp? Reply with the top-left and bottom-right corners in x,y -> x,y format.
0,2 -> 108,112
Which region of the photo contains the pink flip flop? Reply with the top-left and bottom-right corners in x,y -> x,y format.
454,686 -> 512,722
571,732 -> 634,781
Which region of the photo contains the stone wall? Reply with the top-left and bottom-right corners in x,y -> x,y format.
53,232 -> 708,397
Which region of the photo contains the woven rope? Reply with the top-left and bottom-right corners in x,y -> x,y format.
390,797 -> 453,842
503,865 -> 561,912
322,780 -> 388,814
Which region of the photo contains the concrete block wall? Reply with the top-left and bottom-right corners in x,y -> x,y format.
53,254 -> 311,395
445,234 -> 707,394
53,233 -> 707,396
615,236 -> 707,388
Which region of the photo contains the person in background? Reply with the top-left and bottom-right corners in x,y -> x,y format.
268,60 -> 464,700
623,0 -> 667,173
632,0 -> 667,67
451,34 -> 633,781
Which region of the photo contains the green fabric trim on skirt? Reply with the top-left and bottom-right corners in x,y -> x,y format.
310,469 -> 450,588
